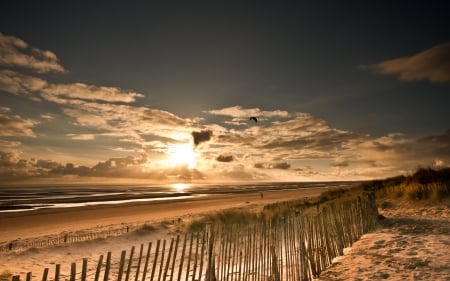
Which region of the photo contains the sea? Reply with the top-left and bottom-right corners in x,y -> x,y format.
0,181 -> 359,213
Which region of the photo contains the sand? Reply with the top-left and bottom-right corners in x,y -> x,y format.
317,199 -> 450,281
2,189 -> 449,280
0,188 -> 326,277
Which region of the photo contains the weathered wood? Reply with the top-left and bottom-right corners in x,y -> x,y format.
184,234 -> 194,281
191,234 -> 199,281
54,264 -> 60,281
177,234 -> 187,281
81,258 -> 88,281
70,263 -> 76,281
205,231 -> 215,281
118,251 -> 127,281
12,276 -> 20,281
42,268 -> 48,281
104,252 -> 111,281
197,231 -> 206,281
150,240 -> 161,281
141,242 -> 152,281
125,246 -> 135,281
169,235 -> 180,281
94,255 -> 103,281
157,239 -> 166,281
163,238 -> 175,281
134,244 -> 144,281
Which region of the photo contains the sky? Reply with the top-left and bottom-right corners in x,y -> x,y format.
1,1 -> 449,183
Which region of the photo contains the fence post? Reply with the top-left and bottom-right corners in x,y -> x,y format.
270,246 -> 280,281
54,264 -> 60,281
81,258 -> 88,281
70,263 -> 76,281
26,272 -> 32,281
125,246 -> 135,281
163,238 -> 175,281
170,235 -> 180,281
205,231 -> 216,281
157,240 -> 167,281
134,244 -> 144,281
94,255 -> 104,281
117,250 -> 127,281
142,242 -> 152,281
104,252 -> 111,281
150,240 -> 161,281
42,268 -> 48,281
177,235 -> 187,281
12,276 -> 20,281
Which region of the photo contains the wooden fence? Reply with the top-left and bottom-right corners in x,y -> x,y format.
10,193 -> 379,281
1,225 -> 144,252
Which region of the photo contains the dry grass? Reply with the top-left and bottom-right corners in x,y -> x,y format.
0,271 -> 12,281
374,168 -> 450,202
186,185 -> 368,232
185,167 -> 449,234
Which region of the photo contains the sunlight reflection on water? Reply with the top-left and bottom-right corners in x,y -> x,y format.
170,183 -> 191,192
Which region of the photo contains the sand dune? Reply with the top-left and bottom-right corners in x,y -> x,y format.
317,199 -> 450,281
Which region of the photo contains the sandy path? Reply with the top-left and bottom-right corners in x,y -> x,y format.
317,199 -> 450,281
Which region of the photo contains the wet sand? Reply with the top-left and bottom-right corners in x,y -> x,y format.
0,187 -> 327,243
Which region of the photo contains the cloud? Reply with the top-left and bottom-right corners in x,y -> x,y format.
216,154 -> 234,162
40,113 -> 56,120
66,134 -> 96,140
366,42 -> 450,84
192,130 -> 212,146
0,152 -> 206,182
42,83 -> 144,103
331,161 -> 349,167
60,102 -> 195,146
205,105 -> 289,123
0,111 -> 38,137
0,69 -> 144,105
254,162 -> 291,170
0,70 -> 47,96
0,33 -> 65,73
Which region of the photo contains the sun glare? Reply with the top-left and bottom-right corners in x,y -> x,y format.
167,143 -> 198,169
171,183 -> 191,192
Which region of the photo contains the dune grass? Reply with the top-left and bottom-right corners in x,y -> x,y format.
0,271 -> 12,281
368,167 -> 450,202
186,185 -> 366,232
188,167 -> 449,232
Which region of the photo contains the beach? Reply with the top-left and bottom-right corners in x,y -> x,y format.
317,199 -> 450,281
2,185 -> 449,280
1,186 -> 329,277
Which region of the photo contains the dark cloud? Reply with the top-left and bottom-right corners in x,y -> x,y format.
411,130 -> 450,158
270,162 -> 291,169
366,42 -> 450,84
0,152 -> 206,182
192,130 -> 212,146
331,161 -> 349,167
216,154 -> 234,162
254,162 -> 291,170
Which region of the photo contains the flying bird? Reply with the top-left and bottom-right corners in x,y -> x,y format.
249,116 -> 258,123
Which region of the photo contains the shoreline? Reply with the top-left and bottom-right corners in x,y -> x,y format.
0,187 -> 327,243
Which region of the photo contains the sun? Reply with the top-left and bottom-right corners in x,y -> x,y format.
167,143 -> 198,169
